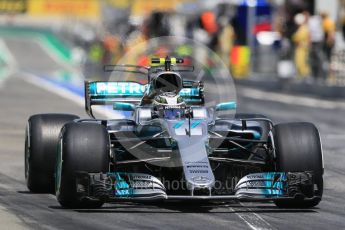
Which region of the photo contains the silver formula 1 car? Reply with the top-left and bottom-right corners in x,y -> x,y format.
25,57 -> 323,209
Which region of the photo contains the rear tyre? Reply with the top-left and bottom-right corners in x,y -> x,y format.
25,114 -> 79,193
56,122 -> 110,209
273,122 -> 323,208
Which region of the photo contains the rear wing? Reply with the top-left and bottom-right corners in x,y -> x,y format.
85,80 -> 204,118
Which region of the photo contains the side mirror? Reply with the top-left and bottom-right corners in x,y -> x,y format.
113,102 -> 136,111
215,102 -> 237,111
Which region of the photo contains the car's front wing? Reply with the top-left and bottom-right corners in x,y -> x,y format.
75,171 -> 320,203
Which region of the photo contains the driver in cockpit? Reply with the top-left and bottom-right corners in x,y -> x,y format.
152,92 -> 186,119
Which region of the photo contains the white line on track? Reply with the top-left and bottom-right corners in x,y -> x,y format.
0,39 -> 17,68
240,87 -> 345,110
35,37 -> 77,72
18,72 -> 125,119
20,72 -> 85,106
228,203 -> 275,230
0,39 -> 17,86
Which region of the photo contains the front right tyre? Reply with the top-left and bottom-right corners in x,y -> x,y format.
273,122 -> 323,208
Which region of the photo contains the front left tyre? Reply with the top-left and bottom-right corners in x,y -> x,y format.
25,114 -> 79,193
56,122 -> 110,209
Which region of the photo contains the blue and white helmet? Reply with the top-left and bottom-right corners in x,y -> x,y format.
153,92 -> 186,119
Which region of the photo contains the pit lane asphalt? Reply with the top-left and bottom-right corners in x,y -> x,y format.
0,38 -> 344,230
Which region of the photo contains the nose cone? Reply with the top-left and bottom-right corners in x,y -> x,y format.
189,175 -> 215,188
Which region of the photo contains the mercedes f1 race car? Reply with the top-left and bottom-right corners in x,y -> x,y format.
25,57 -> 323,209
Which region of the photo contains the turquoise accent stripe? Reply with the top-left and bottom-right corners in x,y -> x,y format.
179,87 -> 199,97
191,120 -> 201,128
173,120 -> 202,129
173,121 -> 185,129
262,172 -> 287,197
114,173 -> 132,197
113,102 -> 135,111
215,101 -> 237,111
253,131 -> 261,140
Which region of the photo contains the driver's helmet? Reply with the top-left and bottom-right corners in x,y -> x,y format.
153,92 -> 186,119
